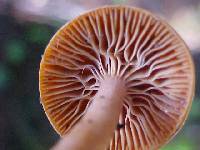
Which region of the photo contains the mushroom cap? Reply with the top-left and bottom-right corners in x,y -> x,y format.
39,6 -> 195,150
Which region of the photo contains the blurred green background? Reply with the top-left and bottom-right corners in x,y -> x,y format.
0,0 -> 200,150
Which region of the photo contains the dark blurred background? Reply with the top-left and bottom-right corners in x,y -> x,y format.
0,0 -> 200,150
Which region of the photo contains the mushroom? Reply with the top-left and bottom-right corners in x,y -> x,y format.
39,6 -> 195,150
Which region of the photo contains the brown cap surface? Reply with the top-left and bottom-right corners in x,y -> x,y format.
39,6 -> 195,150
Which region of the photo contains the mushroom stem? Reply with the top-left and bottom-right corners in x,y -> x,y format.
51,76 -> 126,150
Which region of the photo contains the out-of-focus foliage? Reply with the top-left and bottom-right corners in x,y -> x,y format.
26,24 -> 52,44
162,137 -> 196,150
190,99 -> 200,120
4,40 -> 27,64
112,0 -> 127,4
0,14 -> 59,150
0,65 -> 10,89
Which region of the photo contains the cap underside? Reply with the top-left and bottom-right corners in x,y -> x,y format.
39,6 -> 195,150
